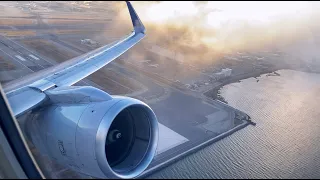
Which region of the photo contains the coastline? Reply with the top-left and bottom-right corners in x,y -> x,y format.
203,67 -> 280,101
139,119 -> 251,179
203,65 -> 320,101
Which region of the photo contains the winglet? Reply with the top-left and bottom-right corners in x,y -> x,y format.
126,1 -> 146,34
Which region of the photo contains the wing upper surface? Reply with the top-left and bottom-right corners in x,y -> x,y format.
3,1 -> 146,117
4,1 -> 145,94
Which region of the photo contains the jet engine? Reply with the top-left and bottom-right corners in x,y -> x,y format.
24,86 -> 158,179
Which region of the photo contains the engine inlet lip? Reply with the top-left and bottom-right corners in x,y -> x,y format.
95,97 -> 158,179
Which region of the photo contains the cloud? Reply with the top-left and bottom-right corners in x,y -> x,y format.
105,1 -> 320,67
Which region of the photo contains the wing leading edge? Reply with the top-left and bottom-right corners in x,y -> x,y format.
3,1 -> 146,117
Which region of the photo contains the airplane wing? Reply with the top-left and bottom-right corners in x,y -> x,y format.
1,2 -> 160,179
3,1 -> 145,117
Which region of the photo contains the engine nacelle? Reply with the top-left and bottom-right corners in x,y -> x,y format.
25,86 -> 158,179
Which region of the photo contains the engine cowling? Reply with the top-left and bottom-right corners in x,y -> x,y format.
24,86 -> 158,179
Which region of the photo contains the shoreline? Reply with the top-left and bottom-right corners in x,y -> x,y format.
203,67 -> 281,101
203,66 -> 320,101
139,119 -> 251,179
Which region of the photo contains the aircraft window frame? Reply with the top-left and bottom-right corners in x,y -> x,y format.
0,84 -> 44,179
0,127 -> 26,178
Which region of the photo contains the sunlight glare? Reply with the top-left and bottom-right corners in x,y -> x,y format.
146,1 -> 198,23
206,1 -> 310,28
